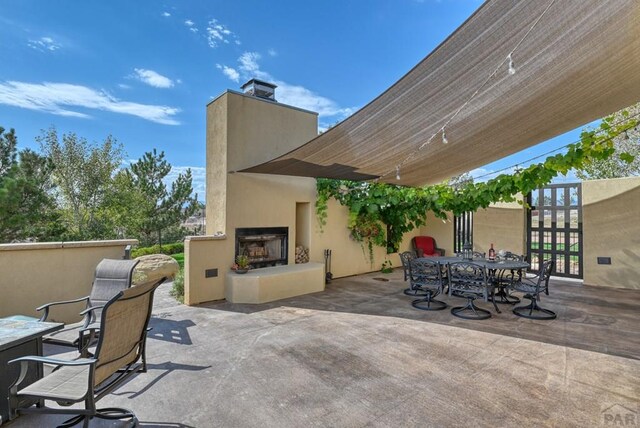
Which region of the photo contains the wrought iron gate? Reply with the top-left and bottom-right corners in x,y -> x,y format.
453,212 -> 474,254
527,183 -> 583,278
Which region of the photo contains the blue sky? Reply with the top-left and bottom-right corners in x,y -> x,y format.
0,0 -> 585,197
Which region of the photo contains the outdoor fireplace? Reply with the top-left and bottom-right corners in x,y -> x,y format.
235,227 -> 288,269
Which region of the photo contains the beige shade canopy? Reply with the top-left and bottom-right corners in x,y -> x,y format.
242,0 -> 640,187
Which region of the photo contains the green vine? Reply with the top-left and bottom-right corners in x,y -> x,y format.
316,113 -> 637,264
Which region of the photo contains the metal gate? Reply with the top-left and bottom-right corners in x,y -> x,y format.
527,183 -> 583,278
453,212 -> 474,254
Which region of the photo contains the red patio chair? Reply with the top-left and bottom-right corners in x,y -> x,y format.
411,236 -> 445,257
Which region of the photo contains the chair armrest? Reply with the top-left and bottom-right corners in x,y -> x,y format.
36,296 -> 90,321
78,305 -> 104,316
78,326 -> 100,357
79,305 -> 104,326
9,356 -> 95,366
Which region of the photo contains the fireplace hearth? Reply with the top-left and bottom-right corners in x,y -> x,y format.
235,227 -> 288,269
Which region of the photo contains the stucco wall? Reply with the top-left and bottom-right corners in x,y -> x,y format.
473,200 -> 527,255
420,212 -> 454,255
0,240 -> 137,323
582,177 -> 640,289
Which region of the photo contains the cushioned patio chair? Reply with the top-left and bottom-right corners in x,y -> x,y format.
8,276 -> 166,427
37,259 -> 139,349
447,261 -> 500,319
509,259 -> 556,320
409,259 -> 447,311
411,236 -> 445,258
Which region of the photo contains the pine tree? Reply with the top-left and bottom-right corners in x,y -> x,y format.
127,149 -> 198,247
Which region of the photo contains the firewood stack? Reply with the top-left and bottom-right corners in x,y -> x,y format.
295,246 -> 309,264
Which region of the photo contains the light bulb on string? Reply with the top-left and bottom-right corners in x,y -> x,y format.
624,131 -> 630,140
442,128 -> 449,145
507,53 -> 516,75
396,165 -> 401,181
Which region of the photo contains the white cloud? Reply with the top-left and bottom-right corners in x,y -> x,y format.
268,49 -> 277,57
206,19 -> 237,48
218,51 -> 356,121
165,166 -> 206,198
162,12 -> 171,17
216,64 -> 240,83
238,52 -> 265,77
184,19 -> 195,27
133,68 -> 174,88
118,83 -> 131,89
0,80 -> 181,125
189,27 -> 198,33
28,36 -> 60,52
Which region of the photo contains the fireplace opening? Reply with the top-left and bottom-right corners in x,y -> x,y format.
235,227 -> 288,269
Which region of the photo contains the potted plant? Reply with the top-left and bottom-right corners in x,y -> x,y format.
380,259 -> 393,274
231,255 -> 250,274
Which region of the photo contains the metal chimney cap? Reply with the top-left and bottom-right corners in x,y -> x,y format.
241,79 -> 277,91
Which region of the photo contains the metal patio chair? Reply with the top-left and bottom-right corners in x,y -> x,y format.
399,251 -> 415,282
409,259 -> 447,311
8,276 -> 166,427
509,259 -> 556,320
37,259 -> 139,349
447,261 -> 500,319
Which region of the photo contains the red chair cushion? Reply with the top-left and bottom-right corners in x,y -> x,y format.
414,236 -> 437,256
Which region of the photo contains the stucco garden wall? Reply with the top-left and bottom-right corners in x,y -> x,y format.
0,240 -> 137,323
582,176 -> 640,289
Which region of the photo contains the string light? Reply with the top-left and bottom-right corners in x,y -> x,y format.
624,131 -> 629,140
507,53 -> 516,75
374,0 -> 557,182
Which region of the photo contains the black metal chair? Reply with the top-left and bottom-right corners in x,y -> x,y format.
509,259 -> 556,320
399,251 -> 415,282
492,252 -> 526,304
447,262 -> 500,319
409,259 -> 447,311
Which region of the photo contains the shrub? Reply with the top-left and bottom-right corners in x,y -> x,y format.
131,242 -> 184,258
170,268 -> 184,303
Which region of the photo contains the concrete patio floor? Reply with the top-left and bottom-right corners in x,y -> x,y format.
6,270 -> 640,427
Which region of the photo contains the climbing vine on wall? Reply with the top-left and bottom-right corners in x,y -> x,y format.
316,113 -> 638,263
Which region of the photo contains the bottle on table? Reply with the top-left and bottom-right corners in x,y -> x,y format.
488,243 -> 496,261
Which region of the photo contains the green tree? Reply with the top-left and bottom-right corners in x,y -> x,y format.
0,127 -> 64,242
38,127 -> 124,240
576,103 -> 640,180
127,149 -> 198,247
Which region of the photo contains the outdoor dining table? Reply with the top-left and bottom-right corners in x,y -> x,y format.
0,316 -> 63,424
419,256 -> 530,304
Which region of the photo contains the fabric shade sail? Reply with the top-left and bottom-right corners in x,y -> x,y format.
241,0 -> 640,187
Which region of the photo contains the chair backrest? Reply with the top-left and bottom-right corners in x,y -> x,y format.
399,251 -> 415,279
538,259 -> 554,289
412,236 -> 437,256
447,262 -> 488,296
92,277 -> 165,386
472,251 -> 486,259
89,259 -> 140,318
499,251 -> 523,262
409,259 -> 443,291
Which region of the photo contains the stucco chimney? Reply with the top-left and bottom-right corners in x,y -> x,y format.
240,79 -> 277,101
